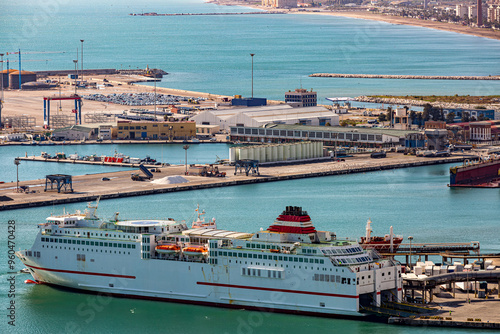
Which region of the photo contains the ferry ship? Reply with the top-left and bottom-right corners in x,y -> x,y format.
449,155 -> 500,188
16,203 -> 402,318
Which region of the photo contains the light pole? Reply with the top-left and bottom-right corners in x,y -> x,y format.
183,145 -> 190,175
250,53 -> 255,98
0,53 -> 4,129
14,159 -> 20,192
408,236 -> 413,270
73,59 -> 78,95
80,39 -> 84,82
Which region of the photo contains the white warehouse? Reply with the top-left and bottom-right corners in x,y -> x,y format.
190,105 -> 340,130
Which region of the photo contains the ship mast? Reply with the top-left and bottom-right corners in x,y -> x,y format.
365,219 -> 372,242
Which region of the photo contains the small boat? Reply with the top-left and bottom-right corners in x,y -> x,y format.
156,244 -> 181,254
191,205 -> 217,229
182,246 -> 208,256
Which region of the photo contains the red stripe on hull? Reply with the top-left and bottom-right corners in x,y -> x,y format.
197,281 -> 359,299
25,264 -> 136,279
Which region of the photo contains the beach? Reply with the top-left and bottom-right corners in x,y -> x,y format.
213,1 -> 500,41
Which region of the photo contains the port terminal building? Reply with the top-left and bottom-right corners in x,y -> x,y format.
230,124 -> 419,148
190,105 -> 340,131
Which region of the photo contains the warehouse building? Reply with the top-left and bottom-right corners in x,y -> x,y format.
190,105 -> 339,130
230,124 -> 419,148
117,120 -> 196,140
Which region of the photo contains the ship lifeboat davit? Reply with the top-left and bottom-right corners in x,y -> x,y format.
182,246 -> 208,256
156,244 -> 181,254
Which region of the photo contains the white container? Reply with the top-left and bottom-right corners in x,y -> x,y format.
487,265 -> 496,270
425,266 -> 433,275
432,266 -> 441,276
414,266 -> 423,275
440,266 -> 448,274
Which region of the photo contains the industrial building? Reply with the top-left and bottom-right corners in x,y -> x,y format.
196,124 -> 220,137
117,120 -> 196,140
230,124 -> 419,148
229,141 -> 324,163
190,105 -> 340,130
51,125 -> 97,141
8,70 -> 37,89
285,88 -> 317,107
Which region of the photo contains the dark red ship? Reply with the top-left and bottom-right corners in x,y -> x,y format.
449,156 -> 500,188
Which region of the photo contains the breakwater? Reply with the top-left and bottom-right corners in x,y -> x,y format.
0,156 -> 465,211
310,73 -> 500,80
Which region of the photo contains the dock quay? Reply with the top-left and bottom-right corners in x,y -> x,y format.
309,73 -> 500,80
0,153 -> 467,211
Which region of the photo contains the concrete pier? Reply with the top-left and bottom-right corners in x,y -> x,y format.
310,73 -> 500,80
0,153 -> 466,211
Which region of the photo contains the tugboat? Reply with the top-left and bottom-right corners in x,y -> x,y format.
359,219 -> 402,252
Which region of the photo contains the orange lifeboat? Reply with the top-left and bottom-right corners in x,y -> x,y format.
182,246 -> 208,256
156,244 -> 181,254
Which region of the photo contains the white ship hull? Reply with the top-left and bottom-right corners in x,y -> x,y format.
17,205 -> 402,318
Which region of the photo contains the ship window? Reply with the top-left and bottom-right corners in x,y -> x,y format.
299,258 -> 303,263
253,254 -> 257,259
258,270 -> 261,276
127,244 -> 131,248
246,243 -> 250,248
90,241 -> 95,246
242,268 -> 246,275
243,253 -> 247,258
50,238 -> 54,242
279,256 -> 283,261
273,256 -> 277,260
294,258 -> 298,262
251,244 -> 255,249
256,244 -> 261,249
347,278 -> 351,284
258,255 -> 262,259
315,259 -> 319,264
263,255 -> 267,260
238,253 -> 242,258
85,241 -> 89,245
223,252 -> 227,256
63,239 -> 67,243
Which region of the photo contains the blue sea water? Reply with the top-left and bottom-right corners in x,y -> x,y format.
0,143 -> 229,183
1,0 -> 500,102
1,161 -> 499,333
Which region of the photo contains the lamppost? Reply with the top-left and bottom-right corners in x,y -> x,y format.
250,53 -> 255,98
408,236 -> 413,270
0,53 -> 4,129
14,158 -> 20,192
183,145 -> 189,175
73,59 -> 78,95
80,39 -> 84,82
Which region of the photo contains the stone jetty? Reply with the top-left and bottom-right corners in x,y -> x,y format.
310,73 -> 500,80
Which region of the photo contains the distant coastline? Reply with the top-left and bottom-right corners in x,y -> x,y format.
211,1 -> 500,41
